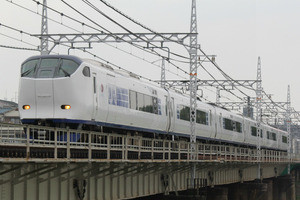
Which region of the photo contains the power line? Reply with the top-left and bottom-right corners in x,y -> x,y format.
81,0 -> 191,60
61,0 -> 192,77
0,32 -> 38,48
5,0 -> 288,116
32,0 -> 190,79
7,0 -> 186,79
98,0 -> 198,50
31,1 -> 246,102
0,44 -> 39,51
30,0 -> 197,81
5,0 -> 79,33
0,23 -> 32,36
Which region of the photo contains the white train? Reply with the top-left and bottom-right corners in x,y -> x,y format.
18,55 -> 289,151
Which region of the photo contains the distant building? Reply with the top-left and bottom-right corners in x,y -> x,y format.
0,99 -> 18,108
0,99 -> 20,124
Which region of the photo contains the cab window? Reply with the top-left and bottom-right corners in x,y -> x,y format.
21,59 -> 39,77
56,59 -> 79,77
40,58 -> 59,68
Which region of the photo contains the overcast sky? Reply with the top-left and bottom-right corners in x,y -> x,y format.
0,0 -> 300,112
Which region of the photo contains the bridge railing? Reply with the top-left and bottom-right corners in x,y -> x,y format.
0,122 -> 292,163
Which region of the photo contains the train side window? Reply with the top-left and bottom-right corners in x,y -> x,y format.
178,104 -> 190,121
267,131 -> 276,141
267,131 -> 270,139
129,90 -> 137,110
282,136 -> 287,143
157,99 -> 162,115
116,88 -> 129,108
137,93 -> 144,111
272,132 -> 277,141
236,122 -> 242,133
223,118 -> 233,131
82,66 -> 90,77
143,94 -> 153,113
196,110 -> 208,125
21,59 -> 39,77
251,126 -> 257,136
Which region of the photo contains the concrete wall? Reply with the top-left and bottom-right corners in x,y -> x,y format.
0,162 -> 288,200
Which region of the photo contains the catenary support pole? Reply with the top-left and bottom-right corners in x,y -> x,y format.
40,0 -> 49,55
189,0 -> 198,188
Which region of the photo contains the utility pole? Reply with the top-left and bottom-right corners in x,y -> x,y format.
216,87 -> 220,105
189,0 -> 198,188
161,58 -> 166,89
287,85 -> 291,174
247,96 -> 252,118
256,57 -> 262,180
40,0 -> 49,55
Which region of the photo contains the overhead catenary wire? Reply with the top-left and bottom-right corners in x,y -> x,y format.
0,44 -> 39,51
0,32 -> 38,48
61,0 -> 193,77
81,0 -> 191,61
5,0 -> 255,95
0,23 -> 32,37
93,0 -> 261,100
7,0 -> 188,80
2,1 -> 292,120
5,0 -> 80,33
60,0 -> 186,62
31,0 -> 248,101
23,0 -> 241,103
33,0 -> 191,78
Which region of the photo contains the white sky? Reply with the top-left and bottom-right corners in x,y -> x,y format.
0,0 -> 299,112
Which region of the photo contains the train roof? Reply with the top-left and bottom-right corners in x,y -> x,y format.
22,55 -> 83,66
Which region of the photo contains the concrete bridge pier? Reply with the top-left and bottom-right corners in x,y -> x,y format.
206,187 -> 228,200
273,175 -> 295,200
228,181 -> 268,200
263,179 -> 273,200
171,174 -> 296,200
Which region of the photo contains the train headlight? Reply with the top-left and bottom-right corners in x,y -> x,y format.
22,105 -> 31,110
61,105 -> 71,110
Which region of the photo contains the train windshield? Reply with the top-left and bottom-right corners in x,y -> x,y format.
21,58 -> 80,78
21,59 -> 39,78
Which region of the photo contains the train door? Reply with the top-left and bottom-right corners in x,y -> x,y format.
35,59 -> 57,118
169,97 -> 175,132
165,95 -> 171,132
98,73 -> 108,122
92,73 -> 98,120
35,79 -> 54,118
209,108 -> 215,138
215,112 -> 222,139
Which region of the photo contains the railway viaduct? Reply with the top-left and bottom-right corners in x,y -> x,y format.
0,122 -> 299,200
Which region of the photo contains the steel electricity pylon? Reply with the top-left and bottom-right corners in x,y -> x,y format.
40,0 -> 49,55
189,0 -> 198,188
256,57 -> 262,180
286,85 -> 291,174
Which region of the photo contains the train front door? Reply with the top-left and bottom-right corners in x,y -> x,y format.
92,73 -> 98,120
35,59 -> 57,118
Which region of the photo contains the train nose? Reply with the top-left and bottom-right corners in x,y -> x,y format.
35,79 -> 54,118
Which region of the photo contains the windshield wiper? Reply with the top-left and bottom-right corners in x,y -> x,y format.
60,68 -> 71,77
21,68 -> 34,77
